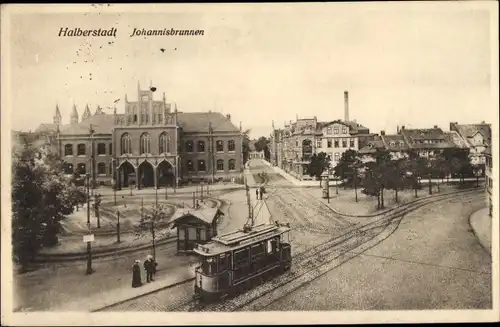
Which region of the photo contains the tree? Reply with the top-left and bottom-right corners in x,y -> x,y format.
254,136 -> 269,152
386,158 -> 406,203
242,129 -> 252,164
404,149 -> 426,198
333,149 -> 361,186
12,144 -> 77,270
135,203 -> 170,260
307,152 -> 331,182
442,148 -> 471,186
362,149 -> 392,209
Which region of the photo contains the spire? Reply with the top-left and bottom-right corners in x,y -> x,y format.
53,104 -> 62,125
94,105 -> 103,115
70,103 -> 79,125
82,104 -> 91,122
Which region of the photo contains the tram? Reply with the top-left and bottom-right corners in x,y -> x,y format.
192,221 -> 292,302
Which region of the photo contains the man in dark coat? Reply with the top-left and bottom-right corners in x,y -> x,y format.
132,260 -> 142,288
144,255 -> 157,282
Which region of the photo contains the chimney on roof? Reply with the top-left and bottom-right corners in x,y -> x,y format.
226,114 -> 231,121
401,125 -> 405,130
344,91 -> 349,122
481,120 -> 485,124
397,125 -> 399,134
381,130 -> 385,136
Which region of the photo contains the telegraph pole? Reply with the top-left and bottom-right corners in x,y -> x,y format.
116,210 -> 121,243
327,168 -> 330,203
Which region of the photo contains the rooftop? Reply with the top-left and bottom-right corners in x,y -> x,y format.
170,207 -> 223,225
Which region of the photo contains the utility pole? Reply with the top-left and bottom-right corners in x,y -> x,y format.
151,218 -> 156,260
141,197 -> 144,220
116,210 -> 121,243
86,173 -> 93,275
112,159 -> 117,205
192,192 -> 195,208
89,125 -> 96,197
327,169 -> 330,203
201,182 -> 204,201
165,181 -> 168,200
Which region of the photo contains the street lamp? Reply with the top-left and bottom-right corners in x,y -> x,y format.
85,173 -> 93,275
116,210 -> 121,243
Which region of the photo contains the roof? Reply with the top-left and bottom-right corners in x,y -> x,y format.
169,207 -> 223,226
400,128 -> 457,149
60,114 -> 116,135
358,138 -> 385,154
445,131 -> 469,148
193,223 -> 291,256
178,112 -> 240,133
381,134 -> 409,151
452,123 -> 492,147
35,123 -> 58,134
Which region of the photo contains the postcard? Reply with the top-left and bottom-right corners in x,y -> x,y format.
1,2 -> 499,325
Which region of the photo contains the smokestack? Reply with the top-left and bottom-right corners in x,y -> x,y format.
344,91 -> 349,122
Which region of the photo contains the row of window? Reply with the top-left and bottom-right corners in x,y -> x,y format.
186,159 -> 237,172
326,126 -> 349,135
64,143 -> 112,156
120,133 -> 237,155
62,158 -> 238,176
62,162 -> 112,175
316,138 -> 356,149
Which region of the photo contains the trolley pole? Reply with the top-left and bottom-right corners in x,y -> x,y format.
165,183 -> 168,200
192,192 -> 196,208
85,173 -> 93,275
201,182 -> 204,201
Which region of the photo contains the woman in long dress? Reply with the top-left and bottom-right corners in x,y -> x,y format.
132,260 -> 142,288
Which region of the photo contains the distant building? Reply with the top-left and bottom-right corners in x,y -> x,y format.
449,121 -> 492,168
270,91 -> 373,180
33,82 -> 244,188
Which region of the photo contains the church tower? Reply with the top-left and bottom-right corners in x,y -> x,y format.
70,104 -> 79,124
82,104 -> 91,122
53,104 -> 62,126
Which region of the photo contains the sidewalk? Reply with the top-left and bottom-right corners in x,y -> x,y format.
96,183 -> 245,197
469,207 -> 492,254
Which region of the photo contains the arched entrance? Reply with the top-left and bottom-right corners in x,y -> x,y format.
138,161 -> 155,189
118,161 -> 136,189
157,160 -> 175,187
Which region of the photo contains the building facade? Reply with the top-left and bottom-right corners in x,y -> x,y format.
449,121 -> 492,170
40,84 -> 243,189
270,91 -> 373,180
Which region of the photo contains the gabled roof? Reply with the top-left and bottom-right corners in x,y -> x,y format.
400,128 -> 457,149
381,134 -> 409,151
452,123 -> 491,147
60,114 -> 116,135
35,123 -> 58,134
445,131 -> 469,149
358,138 -> 385,154
170,207 -> 224,226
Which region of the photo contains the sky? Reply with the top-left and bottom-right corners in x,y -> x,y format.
4,3 -> 498,139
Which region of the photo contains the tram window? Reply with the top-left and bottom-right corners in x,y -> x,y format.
218,254 -> 228,272
188,227 -> 197,240
202,257 -> 216,275
251,243 -> 265,257
267,240 -> 272,254
234,249 -> 249,265
199,229 -> 207,241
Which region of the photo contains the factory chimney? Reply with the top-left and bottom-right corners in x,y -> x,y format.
344,91 -> 349,122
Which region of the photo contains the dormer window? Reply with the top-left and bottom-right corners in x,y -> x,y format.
389,142 -> 395,147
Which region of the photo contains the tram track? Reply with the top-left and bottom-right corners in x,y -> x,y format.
99,187 -> 481,312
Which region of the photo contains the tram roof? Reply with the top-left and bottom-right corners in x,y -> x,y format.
193,223 -> 291,256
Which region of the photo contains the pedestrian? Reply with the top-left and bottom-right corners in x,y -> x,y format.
256,188 -> 260,200
144,255 -> 156,282
132,260 -> 142,288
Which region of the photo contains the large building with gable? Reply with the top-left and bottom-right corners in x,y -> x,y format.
37,83 -> 244,189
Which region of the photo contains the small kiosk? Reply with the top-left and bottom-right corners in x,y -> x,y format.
170,208 -> 224,254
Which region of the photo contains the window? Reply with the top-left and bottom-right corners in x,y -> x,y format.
334,153 -> 340,162
159,133 -> 170,154
198,160 -> 206,171
97,162 -> 106,175
228,140 -> 236,152
140,133 -> 151,154
399,141 -> 404,147
342,139 -> 347,148
342,127 -> 348,134
97,143 -> 106,155
389,141 -> 395,147
63,162 -> 73,174
109,143 -> 112,155
334,127 -> 339,134
334,139 -> 339,148
77,144 -> 86,155
64,144 -> 73,156
133,114 -> 138,123
197,140 -> 205,153
187,160 -> 194,172
217,159 -> 224,171
77,163 -> 86,175
109,164 -> 113,175
228,159 -> 236,171
327,140 -> 332,148
316,139 -> 322,148
327,127 -> 332,135
216,140 -> 224,152
185,140 -> 194,152
350,139 -> 355,148
121,133 -> 132,154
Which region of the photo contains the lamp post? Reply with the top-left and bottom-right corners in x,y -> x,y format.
85,173 -> 93,275
116,210 -> 121,243
112,159 -> 117,205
